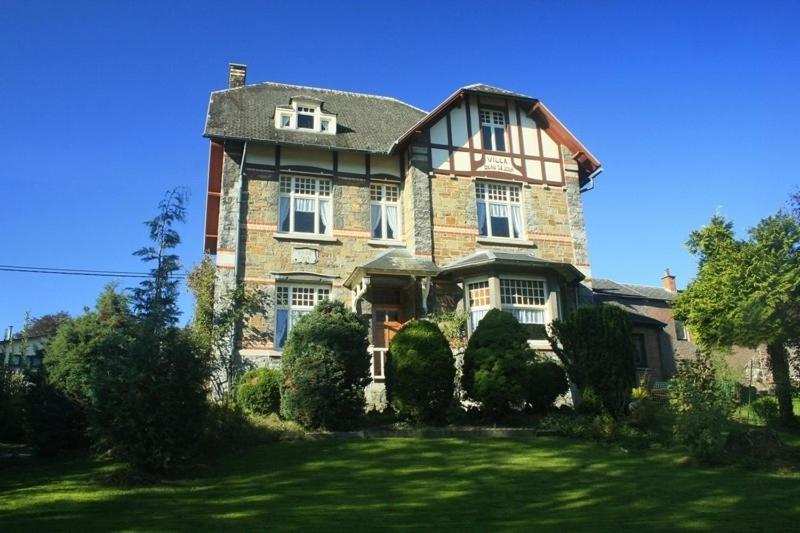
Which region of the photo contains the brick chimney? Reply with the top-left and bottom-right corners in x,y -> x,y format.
228,63 -> 246,88
661,268 -> 677,293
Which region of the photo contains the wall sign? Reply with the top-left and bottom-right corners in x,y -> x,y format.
292,246 -> 319,265
480,155 -> 516,174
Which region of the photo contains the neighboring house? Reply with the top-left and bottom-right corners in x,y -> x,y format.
1,333 -> 49,370
203,64 -> 601,391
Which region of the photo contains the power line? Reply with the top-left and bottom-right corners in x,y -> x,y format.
0,265 -> 186,279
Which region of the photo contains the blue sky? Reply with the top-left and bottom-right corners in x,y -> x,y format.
1,0 -> 798,331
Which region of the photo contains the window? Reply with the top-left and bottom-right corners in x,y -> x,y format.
320,118 -> 331,132
633,333 -> 648,368
297,106 -> 315,129
275,285 -> 331,349
370,183 -> 400,240
279,113 -> 291,128
500,279 -> 546,325
278,176 -> 332,235
480,109 -> 506,151
476,182 -> 523,239
467,280 -> 491,333
675,320 -> 688,341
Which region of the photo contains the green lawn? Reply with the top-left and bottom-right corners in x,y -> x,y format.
1,436 -> 799,531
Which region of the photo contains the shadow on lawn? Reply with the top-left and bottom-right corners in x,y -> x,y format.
2,437 -> 800,531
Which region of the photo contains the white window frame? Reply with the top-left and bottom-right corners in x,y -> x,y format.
296,105 -> 315,129
479,108 -> 507,152
499,277 -> 548,326
274,99 -> 337,135
275,284 -> 331,350
476,181 -> 524,239
369,182 -> 402,241
466,277 -> 492,334
278,175 -> 333,235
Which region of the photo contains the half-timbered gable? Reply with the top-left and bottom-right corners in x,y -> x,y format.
203,65 -> 602,397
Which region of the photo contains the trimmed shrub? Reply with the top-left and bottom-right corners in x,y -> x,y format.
237,368 -> 282,415
280,300 -> 370,430
750,395 -> 780,427
548,305 -> 637,417
669,355 -> 735,463
462,309 -> 535,419
526,360 -> 569,412
386,320 -> 455,423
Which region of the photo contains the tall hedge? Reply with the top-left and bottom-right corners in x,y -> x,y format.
462,309 -> 536,418
548,304 -> 637,416
280,300 -> 370,430
386,320 -> 455,423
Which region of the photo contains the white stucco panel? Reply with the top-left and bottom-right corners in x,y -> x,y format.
525,159 -> 543,180
246,144 -> 276,166
430,117 -> 448,145
453,150 -> 471,171
431,148 -> 450,171
520,114 -> 540,156
281,146 -> 333,170
450,106 -> 469,148
544,161 -> 562,183
371,154 -> 400,177
339,151 -> 366,175
541,130 -> 560,159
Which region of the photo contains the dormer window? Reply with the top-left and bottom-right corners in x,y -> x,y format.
274,97 -> 337,135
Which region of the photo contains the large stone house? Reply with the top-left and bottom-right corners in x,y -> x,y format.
203,64 -> 601,387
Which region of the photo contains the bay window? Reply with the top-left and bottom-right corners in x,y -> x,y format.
275,285 -> 331,349
476,181 -> 523,239
467,279 -> 491,333
370,183 -> 400,240
278,176 -> 332,235
500,278 -> 546,325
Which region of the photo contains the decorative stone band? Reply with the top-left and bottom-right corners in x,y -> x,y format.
242,223 -> 370,239
216,249 -> 237,268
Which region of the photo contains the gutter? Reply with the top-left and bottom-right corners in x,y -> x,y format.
579,167 -> 603,193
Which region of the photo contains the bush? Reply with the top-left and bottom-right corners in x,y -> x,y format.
236,368 -> 282,415
386,320 -> 455,423
91,327 -> 210,473
750,395 -> 780,427
526,360 -> 569,412
280,300 -> 370,430
548,305 -> 637,417
24,373 -> 89,455
462,309 -> 536,419
0,367 -> 27,443
669,355 -> 735,463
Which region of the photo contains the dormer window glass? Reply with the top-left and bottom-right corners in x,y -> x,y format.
480,109 -> 506,151
297,106 -> 315,129
320,118 -> 331,132
279,114 -> 291,128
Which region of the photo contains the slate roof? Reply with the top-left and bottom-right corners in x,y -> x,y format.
592,278 -> 677,301
343,248 -> 439,288
439,250 -> 585,282
204,82 -> 427,154
463,83 -> 535,100
602,301 -> 667,328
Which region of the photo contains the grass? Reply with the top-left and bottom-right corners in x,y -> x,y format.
2,436 -> 800,531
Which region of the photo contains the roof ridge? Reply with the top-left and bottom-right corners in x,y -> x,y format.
211,81 -> 428,114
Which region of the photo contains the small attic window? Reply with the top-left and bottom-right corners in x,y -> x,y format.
280,114 -> 291,128
320,118 -> 331,132
297,106 -> 315,129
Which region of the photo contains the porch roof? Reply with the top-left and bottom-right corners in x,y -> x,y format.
438,250 -> 585,283
343,248 -> 439,288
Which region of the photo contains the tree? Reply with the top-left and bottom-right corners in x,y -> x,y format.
25,312 -> 70,338
462,309 -> 535,419
674,214 -> 800,426
131,188 -> 187,331
44,285 -> 134,404
280,300 -> 370,430
385,320 -> 455,423
548,305 -> 637,417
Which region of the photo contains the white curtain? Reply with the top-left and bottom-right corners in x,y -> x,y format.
511,308 -> 545,324
294,197 -> 314,212
386,205 -> 398,239
371,204 -> 382,237
511,205 -> 522,238
477,201 -> 487,236
319,199 -> 330,233
489,203 -> 508,217
470,309 -> 488,333
279,196 -> 290,231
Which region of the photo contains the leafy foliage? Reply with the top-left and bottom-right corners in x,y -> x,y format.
91,327 -> 209,472
236,368 -> 282,416
548,304 -> 637,417
44,285 -> 135,404
462,309 -> 535,419
24,372 -> 89,455
674,213 -> 800,426
669,355 -> 736,463
385,320 -> 455,423
526,360 -> 569,412
428,311 -> 468,351
749,395 -> 780,427
280,300 -> 370,430
24,312 -> 70,338
0,367 -> 27,442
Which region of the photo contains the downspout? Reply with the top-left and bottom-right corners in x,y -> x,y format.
579,167 -> 602,193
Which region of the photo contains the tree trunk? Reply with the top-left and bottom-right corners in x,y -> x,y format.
767,341 -> 796,427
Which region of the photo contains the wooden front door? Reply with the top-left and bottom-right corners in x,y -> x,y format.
373,305 -> 403,348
